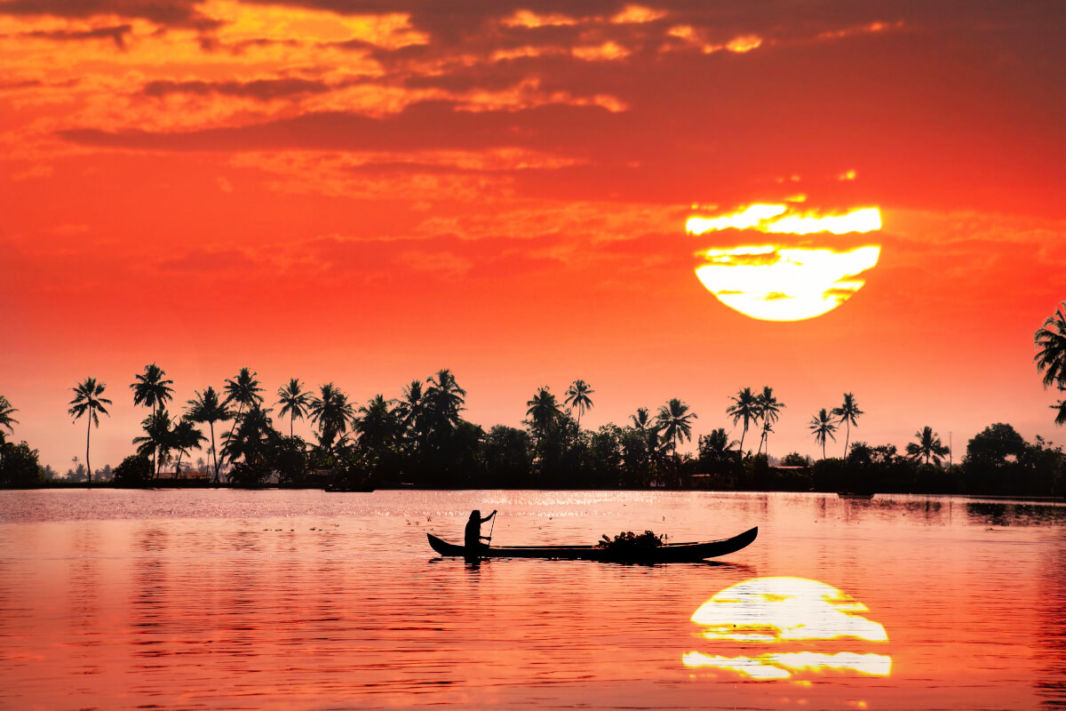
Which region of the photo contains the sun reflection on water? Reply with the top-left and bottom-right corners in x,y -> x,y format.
683,577 -> 891,681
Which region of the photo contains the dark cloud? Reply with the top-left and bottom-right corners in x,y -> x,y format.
23,24 -> 131,49
142,77 -> 341,100
0,0 -> 219,30
60,100 -> 618,153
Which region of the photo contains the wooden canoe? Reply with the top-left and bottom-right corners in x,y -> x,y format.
427,526 -> 757,562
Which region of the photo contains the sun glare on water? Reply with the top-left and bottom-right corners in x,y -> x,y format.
682,577 -> 891,681
686,204 -> 882,321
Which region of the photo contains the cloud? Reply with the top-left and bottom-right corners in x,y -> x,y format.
22,24 -> 132,49
141,77 -> 341,100
58,100 -> 617,153
0,0 -> 219,30
157,247 -> 255,272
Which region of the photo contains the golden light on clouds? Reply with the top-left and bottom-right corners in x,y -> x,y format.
683,577 -> 891,681
687,204 -> 882,321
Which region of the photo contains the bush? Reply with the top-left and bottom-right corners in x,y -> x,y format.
0,442 -> 45,488
112,454 -> 152,487
229,461 -> 271,488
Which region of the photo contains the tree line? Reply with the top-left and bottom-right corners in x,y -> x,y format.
1,300 -> 1064,493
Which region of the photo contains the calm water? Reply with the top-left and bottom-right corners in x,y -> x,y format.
1,489 -> 1065,710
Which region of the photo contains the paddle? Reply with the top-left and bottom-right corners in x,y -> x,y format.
486,510 -> 497,545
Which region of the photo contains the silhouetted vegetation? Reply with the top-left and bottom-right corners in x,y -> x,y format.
1036,301 -> 1066,425
4,340 -> 1066,498
598,530 -> 665,553
0,441 -> 46,488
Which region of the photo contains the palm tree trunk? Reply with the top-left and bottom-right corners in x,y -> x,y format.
844,421 -> 851,458
221,403 -> 245,480
739,425 -> 747,457
822,439 -> 826,460
210,421 -> 219,485
85,413 -> 92,488
290,415 -> 294,439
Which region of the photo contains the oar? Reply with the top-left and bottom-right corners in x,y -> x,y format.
486,511 -> 497,546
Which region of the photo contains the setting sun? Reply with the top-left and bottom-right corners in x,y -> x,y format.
687,204 -> 883,321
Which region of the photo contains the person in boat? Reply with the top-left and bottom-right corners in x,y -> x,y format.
464,509 -> 497,551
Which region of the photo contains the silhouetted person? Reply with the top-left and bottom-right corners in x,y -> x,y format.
465,509 -> 497,552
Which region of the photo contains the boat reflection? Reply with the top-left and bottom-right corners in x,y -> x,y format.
683,577 -> 891,680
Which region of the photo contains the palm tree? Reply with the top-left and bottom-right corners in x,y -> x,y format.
309,383 -> 354,454
526,387 -> 562,439
809,408 -> 837,460
564,380 -> 595,427
699,427 -> 738,466
0,395 -> 17,441
755,386 -> 783,456
1055,399 -> 1066,426
0,396 -> 18,468
424,369 -> 466,434
726,387 -> 759,456
131,363 -> 174,474
629,407 -> 652,432
276,378 -> 310,438
355,395 -> 401,465
186,387 -> 231,484
1036,302 -> 1066,426
68,378 -> 112,486
133,410 -> 174,479
831,392 -> 864,457
221,405 -> 277,471
655,398 -> 697,459
224,367 -> 264,422
222,368 -> 264,466
906,426 -> 950,467
170,419 -> 206,475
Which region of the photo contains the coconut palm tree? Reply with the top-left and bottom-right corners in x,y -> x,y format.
133,410 -> 174,479
224,368 -> 264,422
726,387 -> 759,456
170,419 -> 206,475
68,378 -> 111,486
131,363 -> 174,474
655,398 -> 697,459
906,426 -> 950,467
809,408 -> 837,460
222,368 -> 264,467
186,387 -> 231,483
755,386 -> 783,456
309,383 -> 354,454
526,387 -> 562,439
564,380 -> 595,427
831,392 -> 864,457
0,395 -> 17,442
424,369 -> 466,435
355,394 -> 401,466
276,378 -> 310,438
1036,302 -> 1066,426
629,407 -> 652,432
699,427 -> 738,466
221,405 -> 277,473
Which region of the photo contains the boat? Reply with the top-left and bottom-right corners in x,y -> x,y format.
426,526 -> 758,562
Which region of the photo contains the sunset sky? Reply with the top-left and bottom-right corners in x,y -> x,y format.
1,1 -> 1063,471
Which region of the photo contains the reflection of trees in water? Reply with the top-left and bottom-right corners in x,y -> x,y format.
965,503 -> 1066,527
131,526 -> 169,672
832,497 -> 947,525
1037,548 -> 1066,707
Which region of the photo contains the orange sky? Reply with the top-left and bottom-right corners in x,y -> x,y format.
1,1 -> 1064,470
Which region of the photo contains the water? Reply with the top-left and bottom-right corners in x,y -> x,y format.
1,489 -> 1064,710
